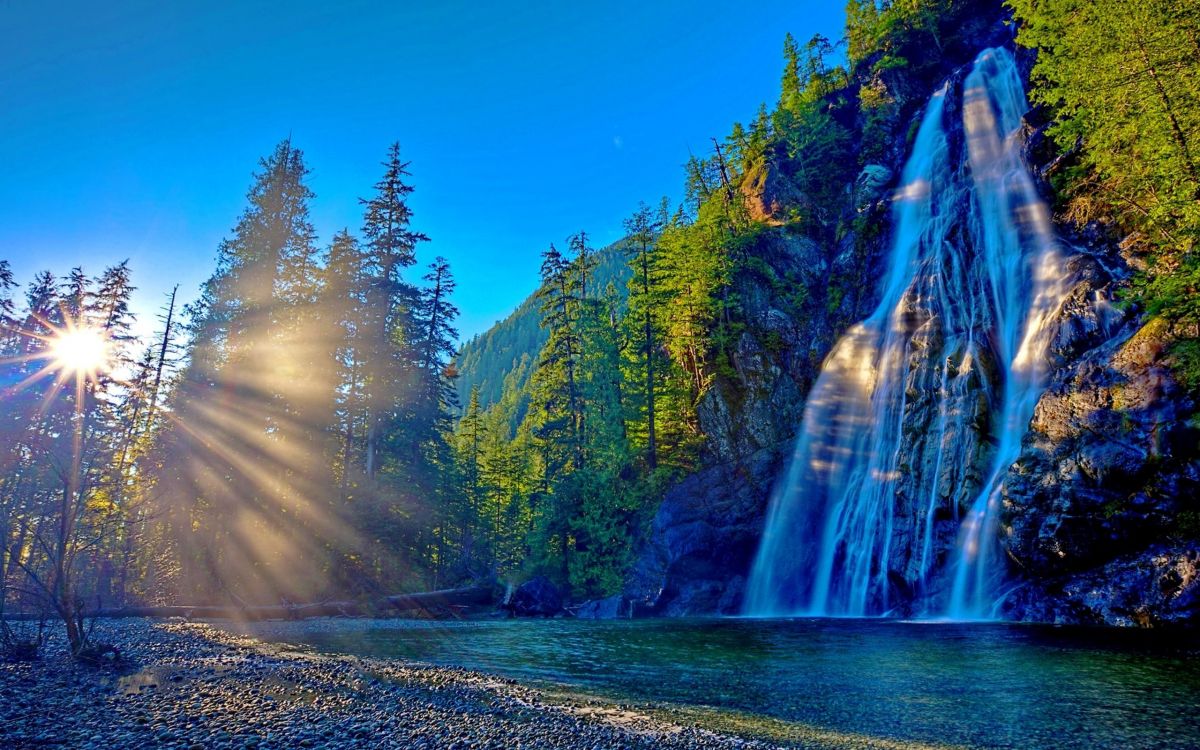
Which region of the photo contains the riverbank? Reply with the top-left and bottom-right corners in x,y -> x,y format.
6,618 -> 1195,750
0,618 -> 788,750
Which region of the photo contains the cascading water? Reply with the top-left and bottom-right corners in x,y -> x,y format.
744,47 -> 1071,619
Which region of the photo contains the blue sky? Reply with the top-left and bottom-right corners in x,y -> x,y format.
2,1 -> 845,342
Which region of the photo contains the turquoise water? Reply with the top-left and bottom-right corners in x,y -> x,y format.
251,617 -> 1200,749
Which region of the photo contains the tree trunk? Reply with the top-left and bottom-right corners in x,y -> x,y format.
1137,39 -> 1199,190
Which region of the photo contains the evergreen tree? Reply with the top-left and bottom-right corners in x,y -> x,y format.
529,244 -> 584,474
408,257 -> 461,578
455,385 -> 487,564
1009,0 -> 1200,388
360,142 -> 429,479
159,139 -> 333,603
413,256 -> 460,433
772,33 -> 853,215
622,202 -> 665,469
844,0 -> 883,64
320,230 -> 371,491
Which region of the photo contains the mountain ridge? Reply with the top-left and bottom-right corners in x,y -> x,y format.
454,239 -> 632,409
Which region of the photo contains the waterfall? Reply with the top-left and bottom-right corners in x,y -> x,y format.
744,48 -> 1070,619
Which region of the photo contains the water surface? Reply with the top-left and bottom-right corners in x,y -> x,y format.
243,617 -> 1200,749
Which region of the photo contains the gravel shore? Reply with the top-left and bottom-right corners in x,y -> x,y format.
0,619 -> 782,750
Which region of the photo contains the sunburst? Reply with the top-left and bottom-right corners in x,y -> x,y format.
48,324 -> 112,379
0,313 -> 116,415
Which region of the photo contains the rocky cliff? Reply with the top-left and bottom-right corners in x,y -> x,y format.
1000,252 -> 1200,625
624,10 -> 1200,625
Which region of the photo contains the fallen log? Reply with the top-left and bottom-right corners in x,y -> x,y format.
1,585 -> 496,622
1,601 -> 367,621
384,585 -> 494,612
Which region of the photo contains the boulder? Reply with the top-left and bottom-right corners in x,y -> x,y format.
854,164 -> 893,212
575,594 -> 628,620
507,576 -> 563,617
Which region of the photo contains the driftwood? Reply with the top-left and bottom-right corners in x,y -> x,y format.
1,601 -> 366,621
2,585 -> 495,622
384,585 -> 494,612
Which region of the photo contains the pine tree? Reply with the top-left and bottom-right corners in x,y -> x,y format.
780,32 -> 804,114
529,244 -> 584,473
409,257 -> 461,577
479,422 -> 532,575
844,0 -> 883,64
656,209 -> 725,409
321,230 -> 371,490
456,385 -> 487,560
414,256 -> 460,432
623,202 -> 665,469
159,138 -> 332,602
360,142 -> 429,479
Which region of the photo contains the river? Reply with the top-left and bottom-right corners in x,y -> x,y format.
240,616 -> 1200,749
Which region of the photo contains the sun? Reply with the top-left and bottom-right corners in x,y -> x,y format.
49,326 -> 112,376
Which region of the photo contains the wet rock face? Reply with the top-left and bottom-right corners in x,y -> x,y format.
1000,308 -> 1200,623
1005,316 -> 1185,551
1005,545 -> 1200,627
625,449 -> 778,616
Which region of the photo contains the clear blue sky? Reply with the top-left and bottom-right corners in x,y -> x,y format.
2,0 -> 845,342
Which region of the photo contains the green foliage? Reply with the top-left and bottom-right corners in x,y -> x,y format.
1010,0 -> 1200,250
845,0 -> 950,68
512,235 -> 639,595
844,0 -> 884,66
1167,338 -> 1200,394
858,76 -> 899,165
657,207 -> 730,404
771,33 -> 855,213
453,201 -> 713,595
562,469 -> 640,596
1010,0 -> 1200,387
827,285 -> 845,314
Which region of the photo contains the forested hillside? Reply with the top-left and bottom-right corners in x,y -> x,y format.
454,240 -> 630,410
443,0 -> 1000,599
